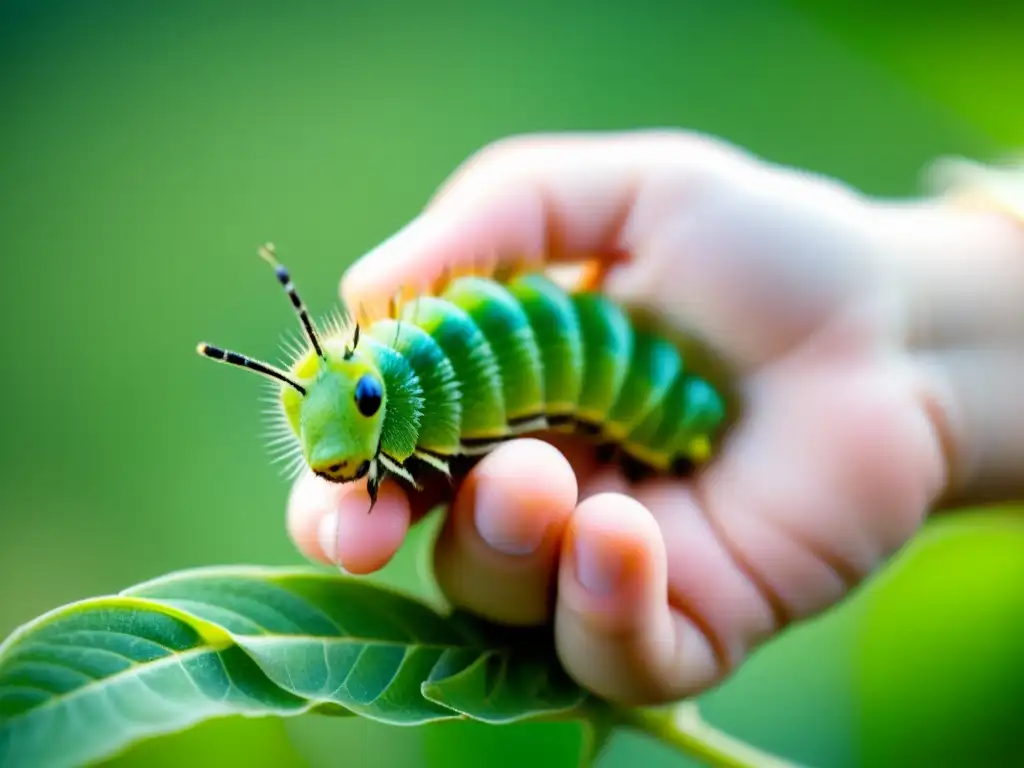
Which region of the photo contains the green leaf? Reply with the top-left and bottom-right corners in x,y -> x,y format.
424,649 -> 589,724
575,703 -> 617,768
418,611 -> 590,724
0,566 -> 589,768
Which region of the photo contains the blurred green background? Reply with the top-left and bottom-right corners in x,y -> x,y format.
1,1 -> 1022,766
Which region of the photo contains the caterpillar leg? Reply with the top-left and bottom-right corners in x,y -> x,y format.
667,436 -> 714,480
619,453 -> 655,485
379,453 -> 421,490
404,454 -> 456,489
413,450 -> 452,478
364,454 -> 422,515
594,442 -> 618,464
366,462 -> 382,514
670,457 -> 696,478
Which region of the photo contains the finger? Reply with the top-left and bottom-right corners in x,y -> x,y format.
431,438 -> 578,626
629,480 -> 779,692
287,469 -> 412,575
341,130 -> 750,313
287,470 -> 332,563
549,437 -> 781,704
664,343 -> 946,677
286,434 -> 600,576
554,492 -> 720,706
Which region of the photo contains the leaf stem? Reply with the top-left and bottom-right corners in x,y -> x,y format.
615,702 -> 803,768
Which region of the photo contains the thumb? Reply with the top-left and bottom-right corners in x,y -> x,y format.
339,130 -> 749,315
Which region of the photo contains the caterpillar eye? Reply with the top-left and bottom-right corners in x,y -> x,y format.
354,374 -> 382,417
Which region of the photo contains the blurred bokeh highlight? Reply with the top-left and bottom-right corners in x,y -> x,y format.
1,1 -> 1022,766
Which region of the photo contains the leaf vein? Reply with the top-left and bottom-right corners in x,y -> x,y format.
0,657 -> 97,689
45,628 -> 179,656
0,682 -> 57,699
151,598 -> 276,635
28,639 -> 148,669
332,643 -> 368,701
238,634 -> 475,650
1,645 -> 225,726
365,645 -> 411,707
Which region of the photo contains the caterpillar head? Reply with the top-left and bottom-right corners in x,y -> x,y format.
281,337 -> 385,484
197,243 -> 385,491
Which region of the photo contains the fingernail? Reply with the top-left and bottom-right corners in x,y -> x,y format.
474,483 -> 547,556
317,511 -> 338,564
574,534 -> 623,596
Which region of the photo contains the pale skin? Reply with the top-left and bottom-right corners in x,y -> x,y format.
285,131 -> 1024,706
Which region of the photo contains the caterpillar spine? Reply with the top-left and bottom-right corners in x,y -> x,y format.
197,244 -> 732,510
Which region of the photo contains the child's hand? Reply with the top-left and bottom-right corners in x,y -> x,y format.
285,131 -> 1024,705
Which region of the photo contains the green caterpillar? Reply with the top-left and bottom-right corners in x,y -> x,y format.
197,244 -> 732,509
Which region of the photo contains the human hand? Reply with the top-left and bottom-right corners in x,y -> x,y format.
285,131 -> 1024,705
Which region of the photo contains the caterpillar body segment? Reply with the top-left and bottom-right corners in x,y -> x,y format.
198,247 -> 731,509
397,295 -> 509,445
504,273 -> 584,428
441,276 -> 547,433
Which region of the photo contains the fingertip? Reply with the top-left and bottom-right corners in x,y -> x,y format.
556,492 -> 715,705
470,438 -> 578,555
559,493 -> 666,625
287,470 -> 335,565
431,438 -> 578,626
320,480 -> 412,575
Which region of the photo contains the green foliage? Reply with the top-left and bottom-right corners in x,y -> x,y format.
0,566 -> 803,768
0,567 -> 591,768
